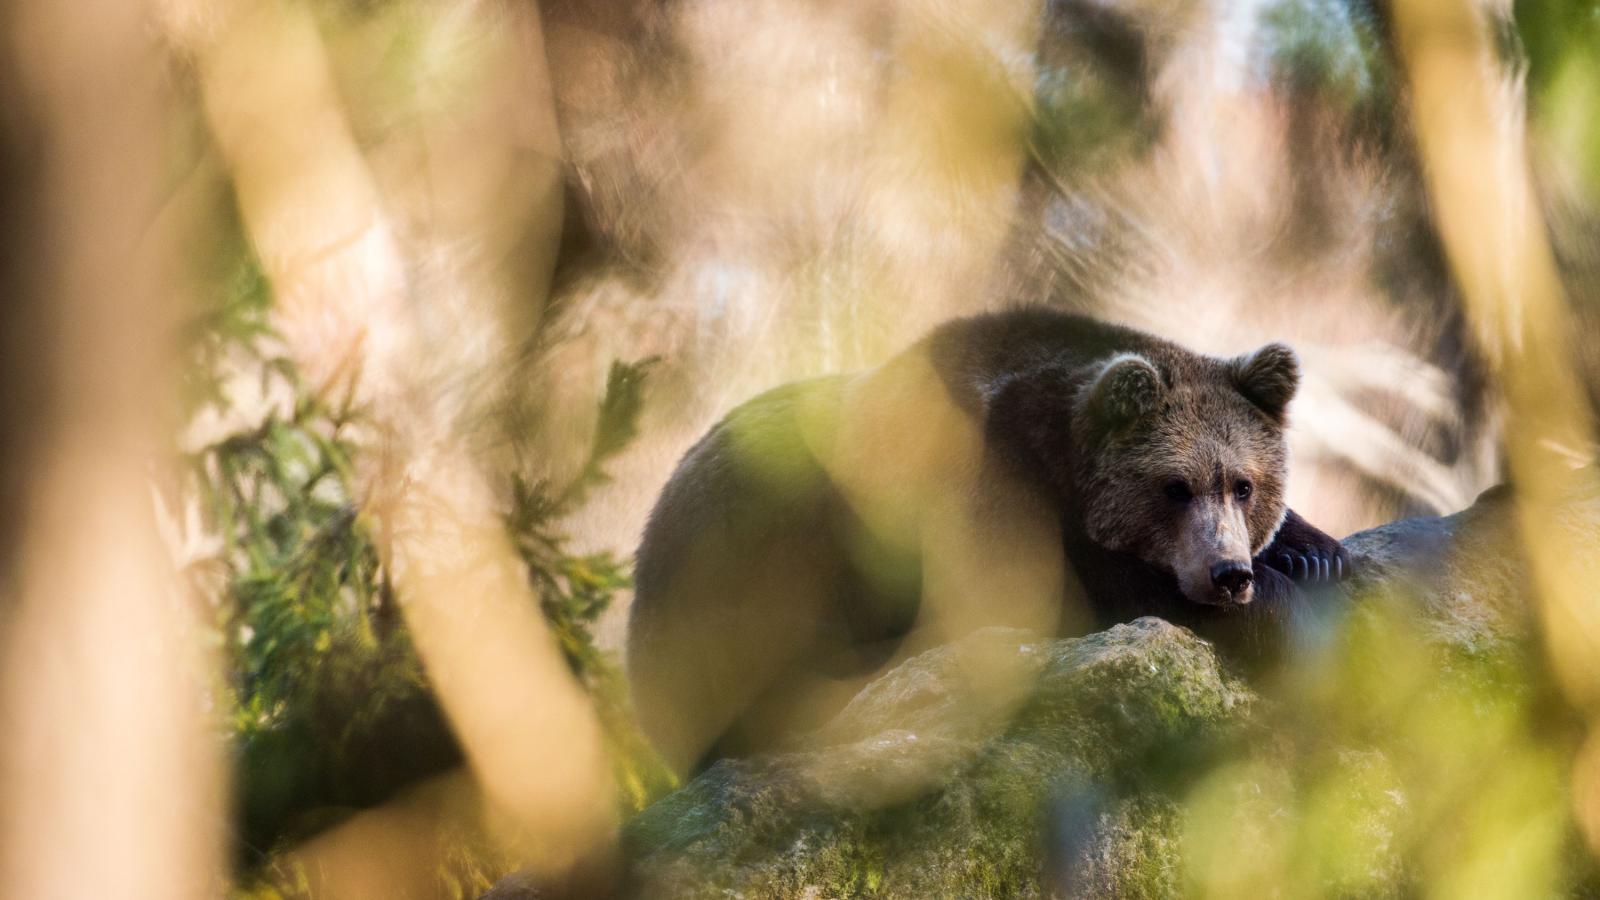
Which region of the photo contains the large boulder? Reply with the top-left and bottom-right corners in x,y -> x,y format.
625,619 -> 1252,898
1341,484 -> 1528,652
613,482 -> 1600,898
487,482 -> 1599,897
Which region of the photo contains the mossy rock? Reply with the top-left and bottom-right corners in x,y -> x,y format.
625,619 -> 1253,898
487,481 -> 1598,898
613,481 -> 1597,898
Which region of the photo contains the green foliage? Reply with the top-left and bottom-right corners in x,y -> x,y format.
507,360 -> 657,667
587,359 -> 657,489
182,255 -> 443,863
507,356 -> 675,812
1516,1 -> 1600,199
181,251 -> 670,872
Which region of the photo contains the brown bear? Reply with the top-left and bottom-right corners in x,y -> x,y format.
628,308 -> 1348,775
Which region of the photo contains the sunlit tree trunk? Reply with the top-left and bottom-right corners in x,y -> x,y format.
0,1 -> 224,896
166,0 -> 615,889
1389,0 -> 1600,860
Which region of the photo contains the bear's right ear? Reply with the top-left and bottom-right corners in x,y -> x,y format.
1085,353 -> 1163,426
1230,342 -> 1299,422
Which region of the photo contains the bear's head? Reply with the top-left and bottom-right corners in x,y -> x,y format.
991,341 -> 1299,608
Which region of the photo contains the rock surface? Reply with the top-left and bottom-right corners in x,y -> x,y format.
1342,484 -> 1527,652
625,619 -> 1251,898
488,483 -> 1600,897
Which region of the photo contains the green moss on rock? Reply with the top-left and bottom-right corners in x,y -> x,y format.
626,620 -> 1250,898
585,484 -> 1600,899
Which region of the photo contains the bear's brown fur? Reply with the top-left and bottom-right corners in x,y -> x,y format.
629,309 -> 1347,775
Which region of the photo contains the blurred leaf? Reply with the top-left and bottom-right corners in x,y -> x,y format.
564,356 -> 658,505
1516,1 -> 1600,199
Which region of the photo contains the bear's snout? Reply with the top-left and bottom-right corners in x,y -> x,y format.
1209,561 -> 1253,603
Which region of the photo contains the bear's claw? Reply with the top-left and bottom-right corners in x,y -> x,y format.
1271,547 -> 1348,584
1261,510 -> 1350,585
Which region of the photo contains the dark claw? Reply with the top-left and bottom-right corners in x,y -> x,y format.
1261,510 -> 1348,588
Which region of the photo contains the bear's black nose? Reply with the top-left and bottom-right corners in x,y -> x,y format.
1210,562 -> 1253,597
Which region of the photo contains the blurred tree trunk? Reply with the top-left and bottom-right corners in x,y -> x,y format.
1388,0 -> 1600,858
0,0 -> 224,896
165,0 -> 616,889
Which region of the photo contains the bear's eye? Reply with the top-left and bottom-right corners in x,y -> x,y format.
1234,480 -> 1253,502
1163,480 -> 1193,503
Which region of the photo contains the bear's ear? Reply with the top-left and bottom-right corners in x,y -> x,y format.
1230,342 -> 1299,421
986,364 -> 1077,457
1085,353 -> 1163,426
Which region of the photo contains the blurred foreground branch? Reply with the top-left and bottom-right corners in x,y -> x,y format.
167,0 -> 616,887
0,0 -> 224,896
1389,0 -> 1600,850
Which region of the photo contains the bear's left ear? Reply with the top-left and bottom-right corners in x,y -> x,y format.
1230,342 -> 1299,421
1085,353 -> 1163,426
